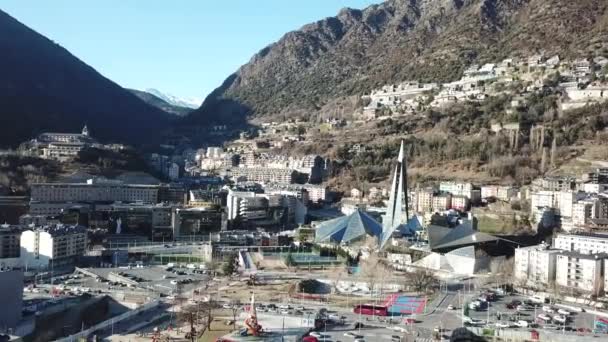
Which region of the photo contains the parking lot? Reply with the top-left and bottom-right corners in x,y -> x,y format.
34,265 -> 212,298
458,289 -> 600,336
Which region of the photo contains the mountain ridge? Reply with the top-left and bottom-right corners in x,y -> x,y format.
191,0 -> 608,123
129,89 -> 193,116
0,9 -> 172,147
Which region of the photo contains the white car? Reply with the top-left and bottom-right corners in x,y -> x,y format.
309,332 -> 329,339
516,320 -> 529,328
553,315 -> 567,323
278,304 -> 291,309
557,309 -> 570,316
393,326 -> 408,333
495,322 -> 511,328
328,313 -> 341,320
537,314 -> 551,322
344,332 -> 363,338
447,304 -> 456,310
170,280 -> 178,285
280,309 -> 290,315
222,303 -> 234,309
542,306 -> 554,313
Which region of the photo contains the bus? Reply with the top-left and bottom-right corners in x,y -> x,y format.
353,304 -> 388,316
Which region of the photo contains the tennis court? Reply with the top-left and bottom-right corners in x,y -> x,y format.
383,294 -> 427,315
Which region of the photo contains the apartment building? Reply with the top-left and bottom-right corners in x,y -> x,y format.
572,202 -> 593,227
229,167 -> 297,184
0,225 -> 21,269
432,194 -> 452,212
451,196 -> 470,211
532,176 -> 576,192
416,188 -> 435,213
439,182 -> 481,203
30,177 -> 159,203
553,233 -> 608,254
555,251 -> 607,295
20,224 -> 87,269
514,244 -> 559,288
530,191 -> 558,212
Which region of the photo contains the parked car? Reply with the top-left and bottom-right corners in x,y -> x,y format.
537,314 -> 551,322
309,332 -> 329,339
495,322 -> 511,328
557,309 -> 570,316
542,306 -> 554,313
344,332 -> 363,338
553,315 -> 567,324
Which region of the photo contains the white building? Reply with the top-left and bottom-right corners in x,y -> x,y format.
553,233 -> 608,254
555,251 -> 607,295
35,126 -> 97,161
558,191 -> 586,218
30,177 -> 159,211
20,224 -> 87,269
514,244 -> 559,288
439,182 -> 480,203
303,184 -> 328,203
206,147 -> 224,159
530,191 -> 557,213
572,202 -> 593,227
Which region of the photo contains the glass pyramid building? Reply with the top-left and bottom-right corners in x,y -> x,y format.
314,209 -> 383,245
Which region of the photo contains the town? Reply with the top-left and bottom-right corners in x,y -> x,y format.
0,12 -> 608,340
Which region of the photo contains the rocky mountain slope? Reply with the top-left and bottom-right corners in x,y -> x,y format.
192,0 -> 608,122
0,9 -> 172,147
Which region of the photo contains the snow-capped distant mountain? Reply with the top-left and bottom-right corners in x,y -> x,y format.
144,88 -> 202,109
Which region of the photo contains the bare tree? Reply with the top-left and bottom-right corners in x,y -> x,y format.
229,299 -> 242,331
329,265 -> 349,294
408,269 -> 438,293
359,253 -> 391,302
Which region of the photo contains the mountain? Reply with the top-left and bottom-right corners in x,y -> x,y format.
0,9 -> 172,147
144,88 -> 201,109
192,0 -> 608,122
129,89 -> 193,116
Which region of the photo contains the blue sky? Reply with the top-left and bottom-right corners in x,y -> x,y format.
2,1 -> 376,103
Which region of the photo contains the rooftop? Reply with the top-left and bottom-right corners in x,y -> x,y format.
25,224 -> 87,236
557,250 -> 608,260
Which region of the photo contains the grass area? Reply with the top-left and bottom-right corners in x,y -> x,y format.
476,215 -> 506,234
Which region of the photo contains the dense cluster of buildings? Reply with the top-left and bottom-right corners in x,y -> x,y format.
192,146 -> 330,185
363,55 -> 608,119
515,232 -> 608,296
529,169 -> 608,232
